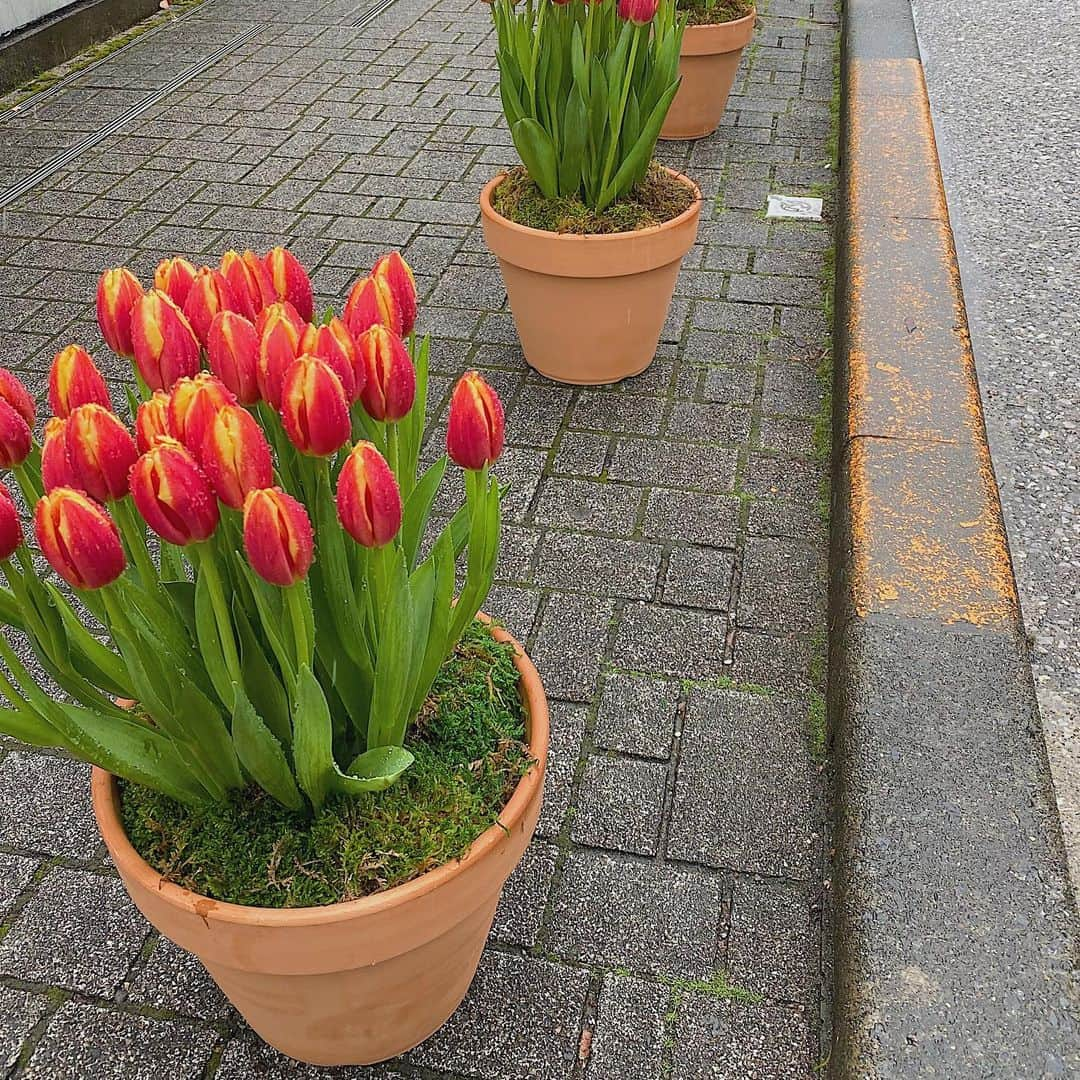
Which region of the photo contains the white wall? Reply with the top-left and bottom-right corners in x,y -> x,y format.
0,0 -> 79,37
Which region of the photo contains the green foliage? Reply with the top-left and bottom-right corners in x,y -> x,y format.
120,622 -> 530,907
491,0 -> 686,212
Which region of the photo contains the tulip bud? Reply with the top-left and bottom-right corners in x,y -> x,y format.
336,442 -> 402,548
299,318 -> 359,401
48,346 -> 111,418
257,306 -> 303,409
130,290 -> 201,392
243,487 -> 314,586
280,355 -> 351,457
130,438 -> 220,546
220,249 -> 276,322
201,405 -> 273,511
154,257 -> 198,309
41,418 -> 78,493
446,370 -> 506,471
618,0 -> 658,22
207,310 -> 260,405
372,252 -> 418,337
135,391 -> 172,454
0,480 -> 23,560
0,399 -> 32,469
167,372 -> 236,459
0,368 -> 35,429
264,247 -> 314,323
35,488 -> 126,590
255,300 -> 305,340
66,404 -> 138,503
344,275 -> 384,338
355,325 -> 415,422
183,268 -> 238,348
96,268 -> 143,358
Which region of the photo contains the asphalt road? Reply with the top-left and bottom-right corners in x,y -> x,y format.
910,0 -> 1080,872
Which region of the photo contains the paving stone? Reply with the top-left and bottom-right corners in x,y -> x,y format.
730,631 -> 813,696
537,702 -> 587,838
607,439 -> 738,493
728,273 -> 822,307
743,453 -> 825,503
762,360 -> 825,418
667,401 -> 752,445
485,584 -> 542,643
0,868 -> 148,995
492,839 -> 559,948
758,415 -> 817,456
507,383 -> 575,447
0,985 -> 49,1070
728,877 -> 814,1004
739,538 -> 824,632
530,593 -> 615,702
594,673 -> 679,759
700,362 -> 759,405
612,603 -> 727,680
0,752 -> 99,859
23,1003 -> 215,1080
0,851 -> 38,915
548,850 -> 722,978
643,489 -> 740,548
535,532 -> 663,600
665,546 -> 735,610
571,391 -> 665,436
552,431 -> 610,477
125,935 -> 230,1020
216,1036 -> 406,1078
671,994 -> 811,1080
588,973 -> 668,1080
406,951 -> 589,1078
692,300 -> 774,335
669,689 -> 813,879
571,755 -> 667,856
532,477 -> 642,534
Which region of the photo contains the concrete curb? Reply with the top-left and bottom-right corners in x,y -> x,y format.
0,0 -> 159,95
830,0 -> 1080,1073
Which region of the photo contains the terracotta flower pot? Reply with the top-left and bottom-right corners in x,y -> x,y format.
659,10 -> 757,141
479,169 -> 702,385
91,624 -> 549,1067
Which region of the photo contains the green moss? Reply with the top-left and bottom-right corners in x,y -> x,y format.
808,689 -> 826,763
677,0 -> 755,26
492,164 -> 695,235
120,622 -> 531,909
668,969 -> 763,1004
2,0 -> 207,107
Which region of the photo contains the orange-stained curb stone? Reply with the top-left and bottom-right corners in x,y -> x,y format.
841,58 -> 1018,628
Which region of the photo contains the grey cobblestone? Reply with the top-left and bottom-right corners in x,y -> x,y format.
0,0 -> 833,1071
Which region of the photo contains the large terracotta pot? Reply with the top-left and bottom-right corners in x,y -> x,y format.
92,624 -> 549,1067
659,10 -> 756,140
480,168 -> 702,385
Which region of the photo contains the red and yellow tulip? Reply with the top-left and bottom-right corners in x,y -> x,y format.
355,324 -> 415,422
446,370 -> 506,471
130,290 -> 201,392
336,441 -> 402,548
0,479 -> 23,560
182,268 -> 238,348
153,257 -> 198,309
220,249 -> 276,322
0,368 -> 35,429
264,247 -> 314,323
41,417 -> 77,493
167,373 -> 236,460
65,404 -> 138,503
242,487 -> 314,586
299,318 -> 360,402
207,311 -> 260,405
200,404 -> 273,511
96,268 -> 143,358
135,391 -> 173,455
280,355 -> 351,458
372,252 -> 417,337
48,346 -> 111,418
35,487 -> 126,589
129,438 -> 220,546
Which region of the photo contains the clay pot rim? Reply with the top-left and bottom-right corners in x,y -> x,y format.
479,166 -> 703,244
91,619 -> 549,928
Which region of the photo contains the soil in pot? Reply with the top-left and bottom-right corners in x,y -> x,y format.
660,1 -> 756,141
120,620 -> 530,908
481,163 -> 702,385
492,162 -> 695,236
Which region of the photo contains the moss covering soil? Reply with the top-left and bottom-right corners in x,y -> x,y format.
678,0 -> 755,27
492,163 -> 696,235
121,622 -> 531,909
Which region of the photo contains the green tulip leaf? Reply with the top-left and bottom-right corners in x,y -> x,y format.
292,664 -> 335,812
511,117 -> 559,199
231,689 -> 303,811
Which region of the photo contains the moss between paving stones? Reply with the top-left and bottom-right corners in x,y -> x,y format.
492,164 -> 695,235
678,0 -> 755,26
120,621 -> 530,909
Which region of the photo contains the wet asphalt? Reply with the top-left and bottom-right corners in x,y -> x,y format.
910,0 -> 1080,870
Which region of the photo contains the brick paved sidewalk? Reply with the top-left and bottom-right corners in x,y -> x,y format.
0,0 -> 836,1075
